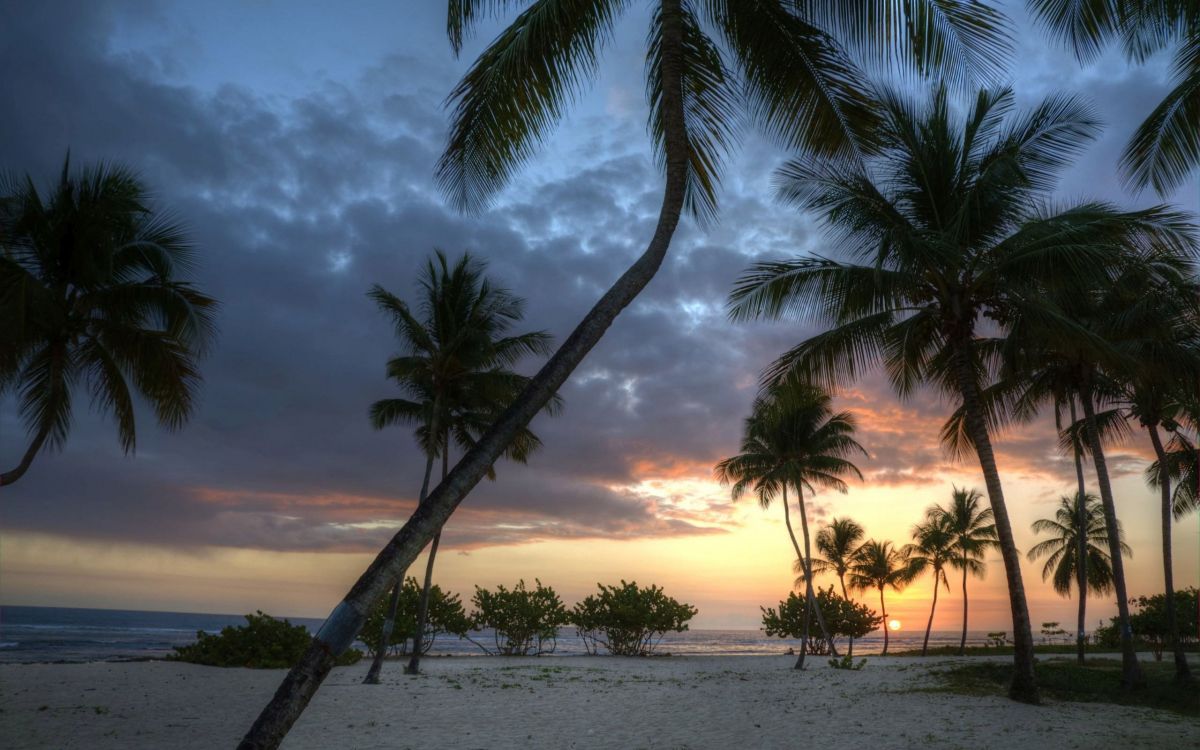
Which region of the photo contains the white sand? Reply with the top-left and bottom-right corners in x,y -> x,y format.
1,655 -> 1194,749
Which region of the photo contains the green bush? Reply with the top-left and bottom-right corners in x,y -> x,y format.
1095,587 -> 1199,659
762,586 -> 881,657
470,579 -> 569,655
360,577 -> 472,658
168,611 -> 363,669
572,580 -> 697,656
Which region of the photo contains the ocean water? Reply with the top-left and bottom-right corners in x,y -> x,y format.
0,605 -> 1002,664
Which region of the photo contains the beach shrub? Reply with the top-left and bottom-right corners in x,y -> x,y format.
828,654 -> 868,670
169,611 -> 362,669
1096,587 -> 1199,660
470,579 -> 569,655
762,586 -> 881,656
985,631 -> 1009,648
360,577 -> 471,658
572,580 -> 698,656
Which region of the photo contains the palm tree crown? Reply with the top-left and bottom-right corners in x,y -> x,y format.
0,157 -> 217,487
1028,493 -> 1129,597
806,516 -> 865,593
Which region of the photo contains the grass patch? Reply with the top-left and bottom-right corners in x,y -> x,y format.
929,658 -> 1198,717
891,644 -> 1199,657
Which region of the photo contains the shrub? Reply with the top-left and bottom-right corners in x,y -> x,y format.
360,577 -> 472,658
762,586 -> 881,657
169,611 -> 363,669
1096,587 -> 1199,659
470,579 -> 569,655
985,631 -> 1009,648
572,580 -> 697,656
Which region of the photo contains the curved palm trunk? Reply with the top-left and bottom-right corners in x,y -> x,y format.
922,573 -> 940,656
838,575 -> 853,658
0,424 -> 50,487
959,554 -> 969,655
1148,423 -> 1191,681
954,350 -> 1038,703
1070,399 -> 1088,666
362,448 -> 437,685
1080,393 -> 1144,689
406,443 -> 450,675
781,484 -> 838,669
238,9 -> 692,747
880,586 -> 889,655
797,485 -> 816,669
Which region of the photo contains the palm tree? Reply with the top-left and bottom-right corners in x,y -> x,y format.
716,375 -> 866,669
847,539 -> 912,656
727,83 -> 1192,702
903,511 -> 955,656
1030,0 -> 1200,194
1027,492 -> 1131,664
0,157 -> 216,488
362,250 -> 555,683
240,3 -> 1014,744
934,487 -> 998,655
798,517 -> 864,655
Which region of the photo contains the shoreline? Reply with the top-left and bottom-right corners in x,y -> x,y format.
2,654 -> 1195,749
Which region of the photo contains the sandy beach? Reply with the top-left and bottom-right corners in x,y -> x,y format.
1,655 -> 1193,749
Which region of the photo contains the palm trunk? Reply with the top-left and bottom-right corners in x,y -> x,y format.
798,485 -> 816,669
922,573 -> 939,656
880,587 -> 888,656
959,554 -> 968,655
1080,391 -> 1144,689
1148,423 -> 1190,681
406,441 -> 450,675
0,423 -> 50,487
839,575 -> 853,658
1070,398 -> 1087,666
954,348 -> 1038,703
237,9 -> 692,747
782,484 -> 838,669
362,448 -> 437,685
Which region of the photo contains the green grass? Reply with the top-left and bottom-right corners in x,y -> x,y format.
890,643 -> 1198,657
928,658 -> 1199,717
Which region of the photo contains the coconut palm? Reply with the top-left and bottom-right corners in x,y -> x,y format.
934,487 -> 998,655
903,511 -> 955,656
796,516 -> 864,655
241,3 -> 1015,743
362,250 -> 555,683
726,82 -> 1194,702
847,539 -> 913,656
1149,388 -> 1200,520
716,375 -> 866,669
1029,0 -> 1200,194
1027,492 -> 1130,663
0,157 -> 216,488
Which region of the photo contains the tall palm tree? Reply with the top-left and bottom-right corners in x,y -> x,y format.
716,375 -> 866,669
727,83 -> 1192,702
1027,492 -> 1130,664
798,517 -> 864,655
0,157 -> 216,488
847,539 -> 912,656
903,511 -> 955,656
362,251 -> 555,683
1030,0 -> 1200,194
1149,388 -> 1200,520
241,3 -> 1014,744
935,487 -> 998,655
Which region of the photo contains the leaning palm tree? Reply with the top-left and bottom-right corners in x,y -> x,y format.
362,250 -> 555,683
1030,0 -> 1200,194
727,83 -> 1193,702
934,487 -> 998,655
903,511 -> 955,656
240,3 -> 1014,744
847,539 -> 913,656
1027,491 -> 1130,664
716,375 -> 866,669
797,516 -> 864,654
0,157 -> 216,488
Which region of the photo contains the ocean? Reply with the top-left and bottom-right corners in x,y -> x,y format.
0,605 -> 1001,663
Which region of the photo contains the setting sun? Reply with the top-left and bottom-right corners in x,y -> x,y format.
888,619 -> 902,631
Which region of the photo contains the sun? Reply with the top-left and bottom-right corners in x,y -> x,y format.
888,619 -> 902,631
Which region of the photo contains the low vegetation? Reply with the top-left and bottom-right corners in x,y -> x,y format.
360,578 -> 472,659
762,586 -> 881,660
169,612 -> 362,669
469,579 -> 569,656
573,581 -> 697,656
1094,588 -> 1199,661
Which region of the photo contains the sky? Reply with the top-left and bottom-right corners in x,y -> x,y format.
1,0 -> 1197,632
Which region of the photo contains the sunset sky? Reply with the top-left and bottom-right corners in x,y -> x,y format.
1,0 -> 1196,633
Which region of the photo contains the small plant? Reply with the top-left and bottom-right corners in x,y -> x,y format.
470,579 -> 569,655
572,580 -> 697,656
360,577 -> 471,658
1039,622 -> 1067,644
169,611 -> 362,669
828,654 -> 868,670
986,631 -> 1009,648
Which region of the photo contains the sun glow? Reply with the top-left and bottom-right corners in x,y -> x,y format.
888,619 -> 902,631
